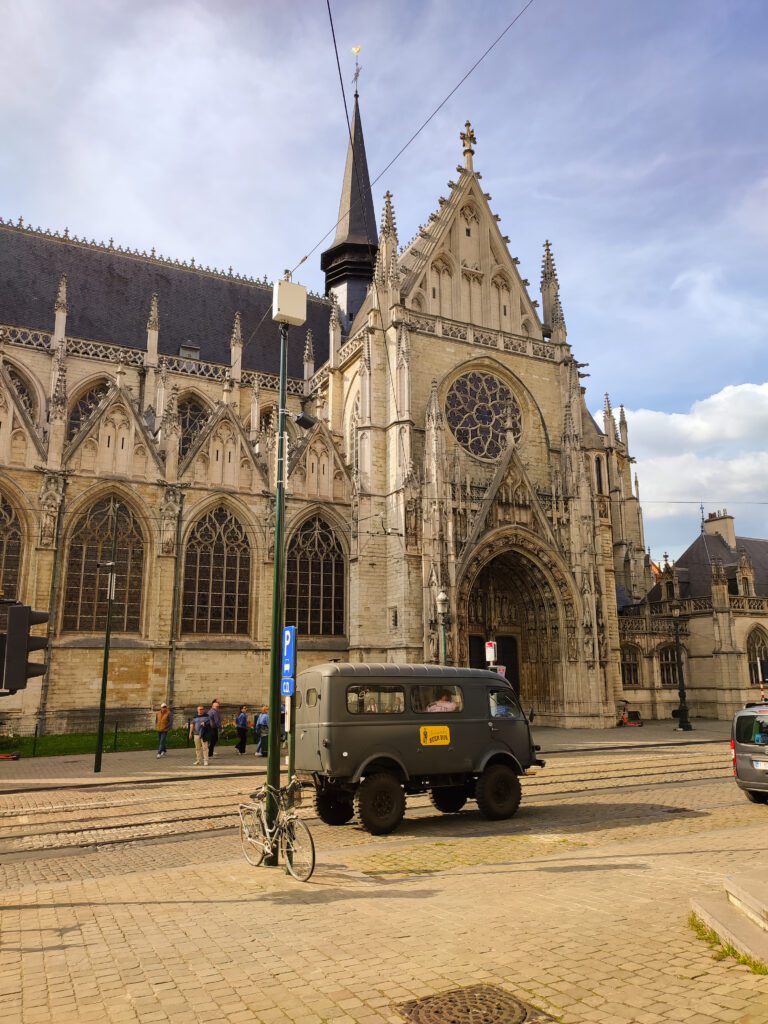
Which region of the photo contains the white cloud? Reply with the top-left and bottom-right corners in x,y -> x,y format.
615,384 -> 768,557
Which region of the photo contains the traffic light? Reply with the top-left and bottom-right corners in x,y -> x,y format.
2,605 -> 49,695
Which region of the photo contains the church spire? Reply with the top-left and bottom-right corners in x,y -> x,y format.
320,85 -> 378,328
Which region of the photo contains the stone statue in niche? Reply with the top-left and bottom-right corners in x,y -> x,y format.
38,473 -> 64,548
160,487 -> 182,555
428,626 -> 438,663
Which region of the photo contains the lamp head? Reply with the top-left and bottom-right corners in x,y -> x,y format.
436,590 -> 449,615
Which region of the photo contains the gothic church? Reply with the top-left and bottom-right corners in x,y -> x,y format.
0,96 -> 656,731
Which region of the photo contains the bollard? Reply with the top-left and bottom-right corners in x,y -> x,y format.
187,719 -> 191,747
32,723 -> 39,758
113,721 -> 118,752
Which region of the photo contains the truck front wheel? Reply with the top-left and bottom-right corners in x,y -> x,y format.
355,773 -> 406,834
314,787 -> 355,825
475,764 -> 521,820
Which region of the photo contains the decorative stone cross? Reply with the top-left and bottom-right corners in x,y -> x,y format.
460,121 -> 477,170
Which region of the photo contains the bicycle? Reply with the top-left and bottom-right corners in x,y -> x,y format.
238,777 -> 315,881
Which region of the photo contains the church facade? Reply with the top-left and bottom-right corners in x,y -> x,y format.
0,101 -> 658,732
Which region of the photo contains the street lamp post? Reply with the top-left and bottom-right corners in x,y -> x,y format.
94,498 -> 119,773
266,276 -> 307,863
436,590 -> 451,667
670,601 -> 692,732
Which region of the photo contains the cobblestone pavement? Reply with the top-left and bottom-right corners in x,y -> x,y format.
1,741 -> 766,1024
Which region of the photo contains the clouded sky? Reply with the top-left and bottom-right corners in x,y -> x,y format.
2,0 -> 766,558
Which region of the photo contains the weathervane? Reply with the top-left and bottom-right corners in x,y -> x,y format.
351,46 -> 362,95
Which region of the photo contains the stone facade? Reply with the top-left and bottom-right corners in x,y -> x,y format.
0,109 -> 658,731
619,511 -> 768,720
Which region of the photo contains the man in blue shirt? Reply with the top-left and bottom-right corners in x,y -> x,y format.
207,699 -> 222,759
235,705 -> 249,755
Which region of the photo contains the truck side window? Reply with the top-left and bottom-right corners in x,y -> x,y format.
411,685 -> 463,713
306,688 -> 318,707
489,688 -> 521,719
346,685 -> 405,714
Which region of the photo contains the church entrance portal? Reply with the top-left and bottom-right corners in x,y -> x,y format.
461,545 -> 569,715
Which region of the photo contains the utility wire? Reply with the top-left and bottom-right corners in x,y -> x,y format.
295,0 -> 538,275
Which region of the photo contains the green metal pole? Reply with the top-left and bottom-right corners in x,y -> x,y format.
94,500 -> 118,773
265,322 -> 289,862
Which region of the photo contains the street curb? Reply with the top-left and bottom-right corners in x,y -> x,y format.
0,766 -> 268,797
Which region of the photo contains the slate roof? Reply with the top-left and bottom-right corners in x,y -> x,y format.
0,222 -> 331,379
647,531 -> 768,601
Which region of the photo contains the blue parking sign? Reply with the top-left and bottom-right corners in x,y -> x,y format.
282,625 -> 296,679
281,677 -> 295,697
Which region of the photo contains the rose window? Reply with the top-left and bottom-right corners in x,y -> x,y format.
445,370 -> 521,461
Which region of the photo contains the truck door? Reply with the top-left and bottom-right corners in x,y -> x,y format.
410,682 -> 469,775
487,685 -> 530,766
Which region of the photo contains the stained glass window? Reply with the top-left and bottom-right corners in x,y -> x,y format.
67,381 -> 110,440
181,505 -> 251,634
286,516 -> 345,636
178,395 -> 210,459
620,645 -> 641,687
445,370 -> 522,461
747,628 -> 768,686
62,498 -> 144,633
7,366 -> 35,419
0,494 -> 22,630
659,645 -> 679,687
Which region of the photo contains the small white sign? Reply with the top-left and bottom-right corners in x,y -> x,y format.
485,641 -> 497,664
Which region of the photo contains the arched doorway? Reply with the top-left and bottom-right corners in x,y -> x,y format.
456,529 -> 587,721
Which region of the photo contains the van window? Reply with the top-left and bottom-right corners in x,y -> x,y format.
294,690 -> 302,709
489,688 -> 522,719
736,714 -> 768,745
306,688 -> 318,707
346,685 -> 405,714
411,685 -> 464,713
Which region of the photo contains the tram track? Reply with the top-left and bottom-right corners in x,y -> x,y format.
0,747 -> 733,857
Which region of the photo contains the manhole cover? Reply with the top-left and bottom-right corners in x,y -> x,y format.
398,984 -> 555,1023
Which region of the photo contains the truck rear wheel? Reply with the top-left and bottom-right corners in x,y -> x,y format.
314,788 -> 355,825
476,764 -> 521,820
430,786 -> 467,814
355,773 -> 405,835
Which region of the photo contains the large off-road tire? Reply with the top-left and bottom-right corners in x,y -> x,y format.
745,790 -> 768,804
355,772 -> 406,835
475,764 -> 522,821
430,786 -> 468,814
314,787 -> 355,825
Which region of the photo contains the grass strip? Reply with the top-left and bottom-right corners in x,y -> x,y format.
688,911 -> 768,975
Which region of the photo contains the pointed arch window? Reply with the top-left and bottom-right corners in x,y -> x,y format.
178,395 -> 210,459
286,516 -> 345,636
659,644 -> 679,687
620,644 -> 641,687
747,628 -> 768,686
67,380 -> 111,440
62,499 -> 144,633
181,505 -> 251,634
7,366 -> 36,419
0,495 -> 23,629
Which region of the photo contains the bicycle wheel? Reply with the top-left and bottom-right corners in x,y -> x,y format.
239,805 -> 267,867
281,816 -> 315,882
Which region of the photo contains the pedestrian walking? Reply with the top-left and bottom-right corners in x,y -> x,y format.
207,699 -> 222,758
255,705 -> 269,757
235,705 -> 249,755
155,702 -> 172,758
189,705 -> 210,766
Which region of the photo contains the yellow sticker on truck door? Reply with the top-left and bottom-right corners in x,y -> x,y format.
420,725 -> 450,746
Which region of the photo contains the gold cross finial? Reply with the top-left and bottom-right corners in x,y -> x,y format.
460,120 -> 477,170
351,46 -> 362,95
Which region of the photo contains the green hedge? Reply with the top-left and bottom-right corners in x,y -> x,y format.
0,723 -> 242,758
